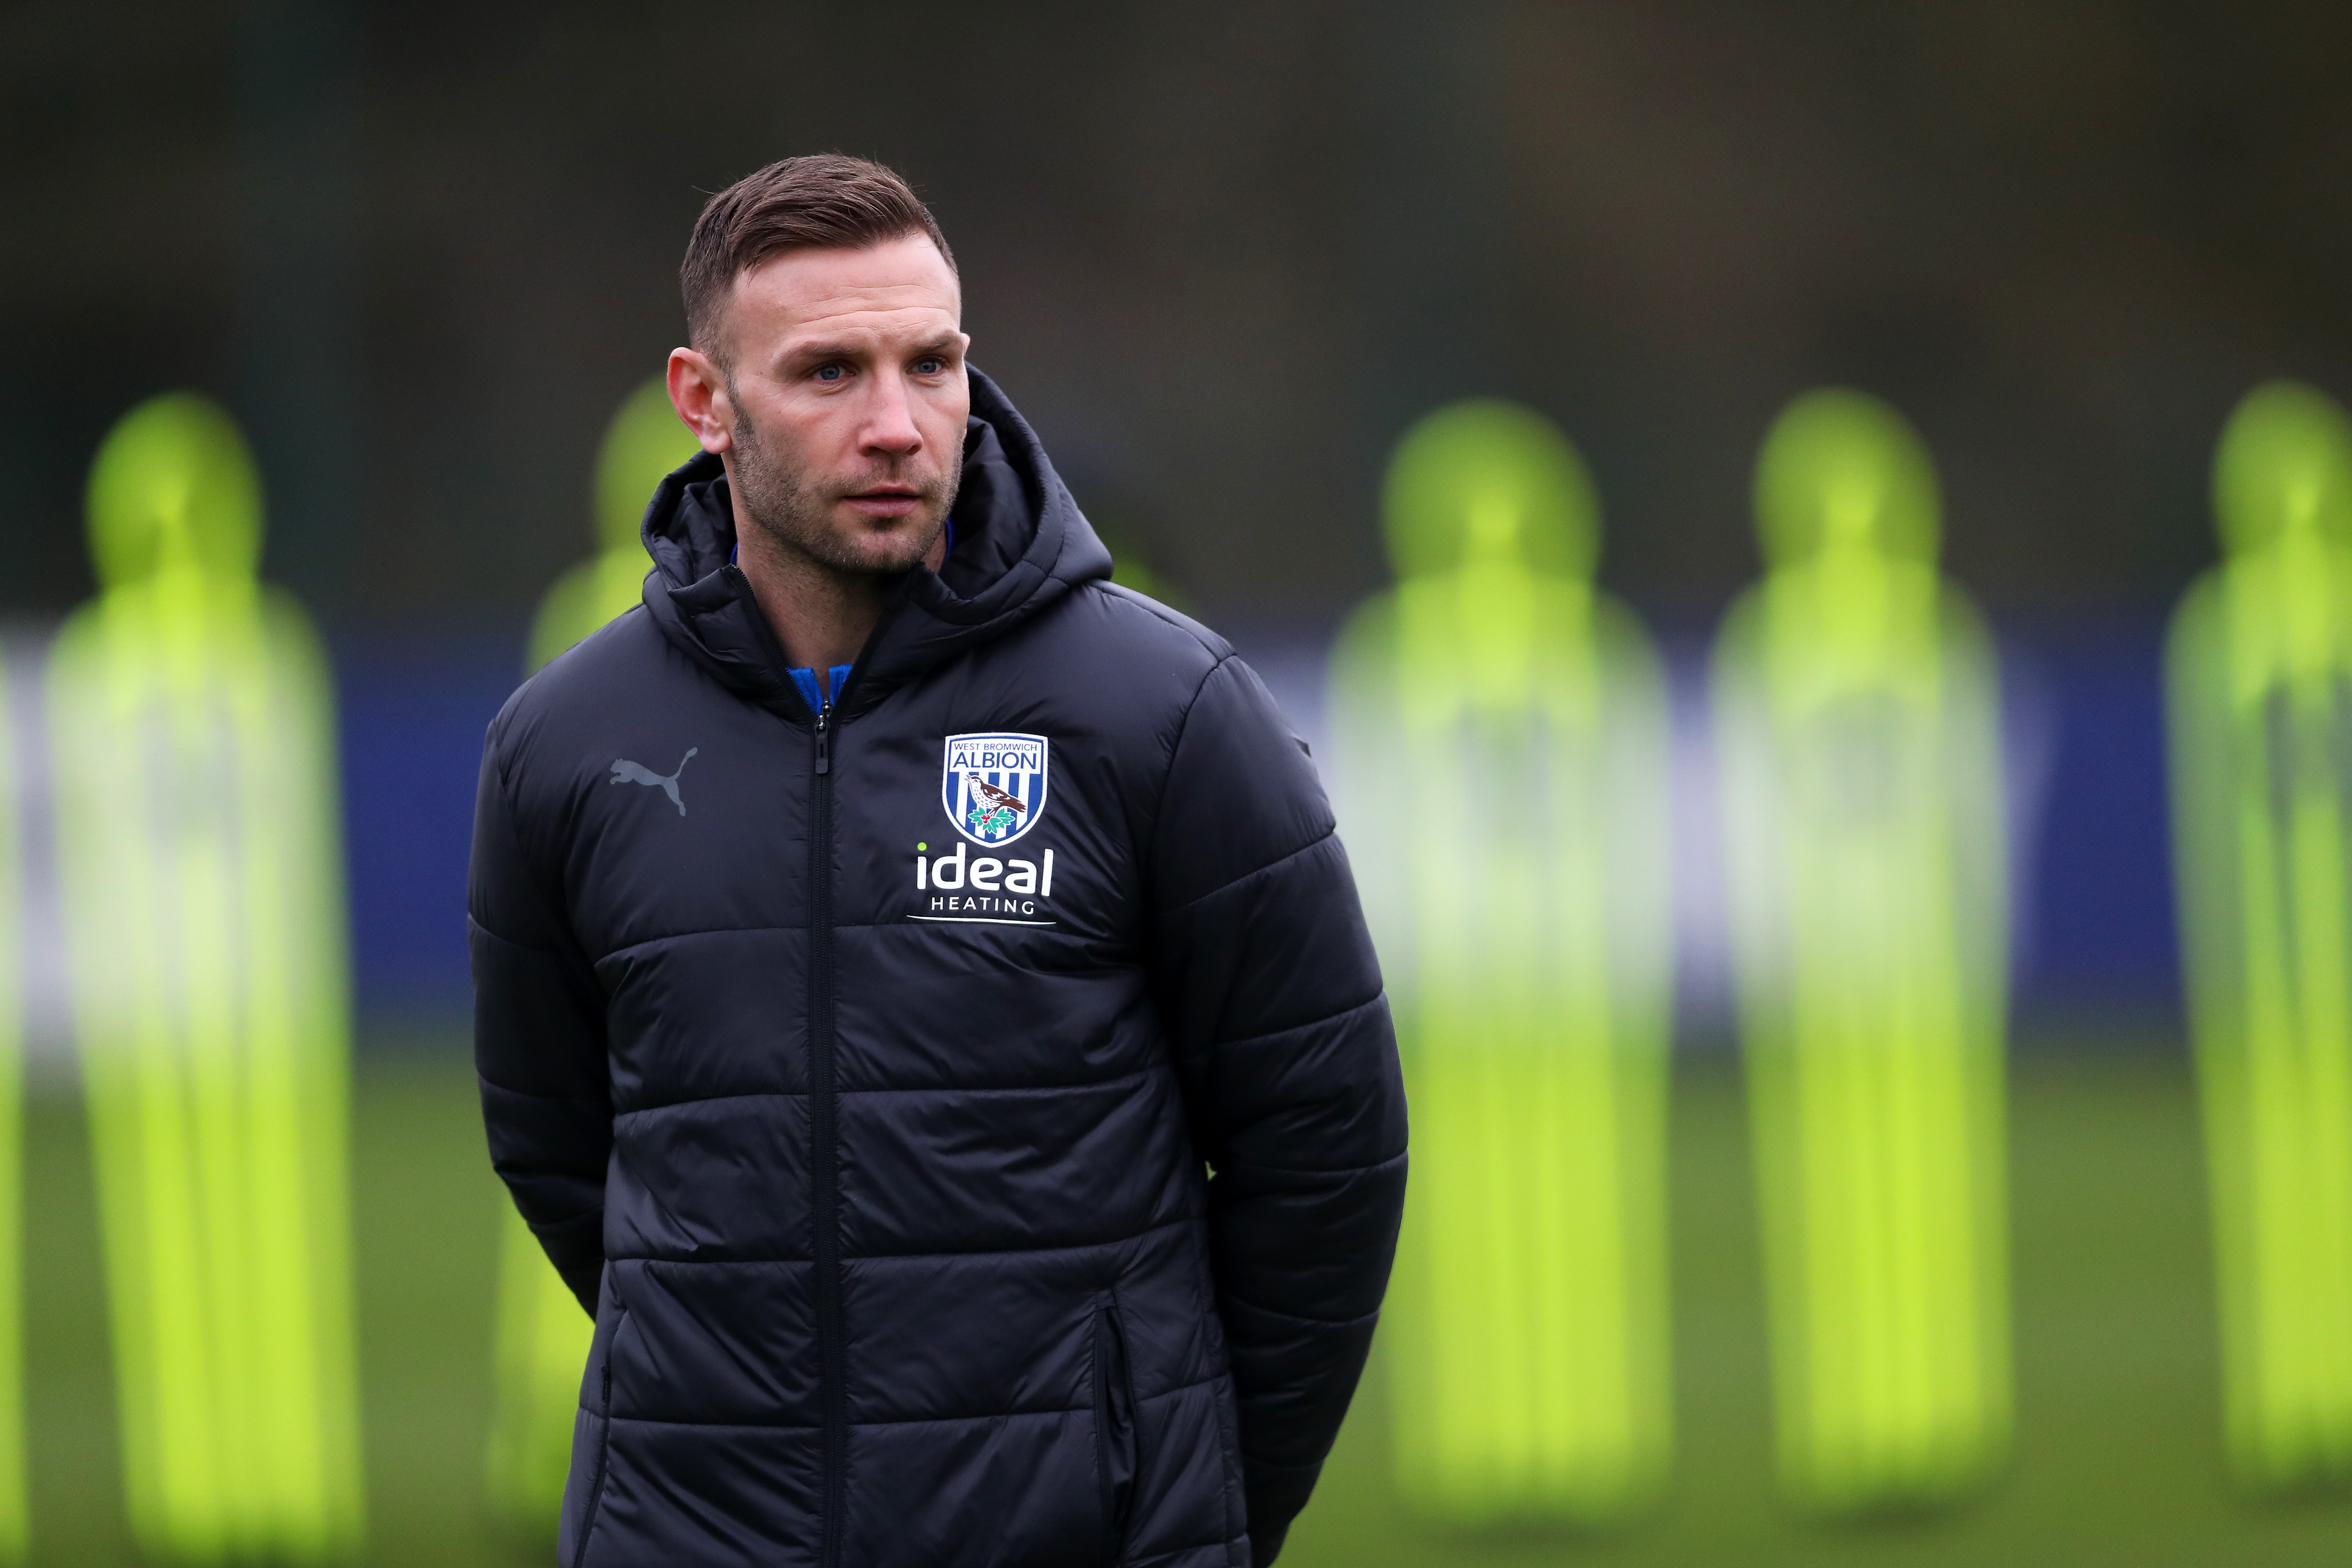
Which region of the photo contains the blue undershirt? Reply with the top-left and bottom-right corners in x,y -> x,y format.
788,664 -> 853,714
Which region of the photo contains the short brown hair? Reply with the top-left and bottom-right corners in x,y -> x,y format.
681,154 -> 955,358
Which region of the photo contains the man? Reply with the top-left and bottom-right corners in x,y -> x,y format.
471,154 -> 1408,1568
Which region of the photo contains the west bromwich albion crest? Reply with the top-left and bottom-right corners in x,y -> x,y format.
943,732 -> 1050,847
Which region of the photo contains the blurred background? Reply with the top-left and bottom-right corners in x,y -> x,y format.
7,0 -> 2352,1562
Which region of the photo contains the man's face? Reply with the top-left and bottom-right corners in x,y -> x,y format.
671,232 -> 970,576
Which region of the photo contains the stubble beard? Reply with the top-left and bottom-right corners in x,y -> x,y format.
726,384 -> 961,577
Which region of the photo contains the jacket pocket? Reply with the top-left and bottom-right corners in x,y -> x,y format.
1091,1295 -> 1139,1563
573,1296 -> 628,1568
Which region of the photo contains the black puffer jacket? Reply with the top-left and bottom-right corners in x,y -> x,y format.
471,371 -> 1407,1568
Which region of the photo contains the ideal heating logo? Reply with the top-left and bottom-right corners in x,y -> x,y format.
910,841 -> 1057,926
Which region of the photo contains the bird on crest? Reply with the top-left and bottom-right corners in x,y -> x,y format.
966,773 -> 1028,815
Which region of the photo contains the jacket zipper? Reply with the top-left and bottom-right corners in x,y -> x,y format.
811,698 -> 845,1567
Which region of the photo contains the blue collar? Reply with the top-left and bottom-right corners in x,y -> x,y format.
787,663 -> 852,714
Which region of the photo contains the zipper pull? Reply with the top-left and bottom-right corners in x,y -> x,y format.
815,701 -> 832,775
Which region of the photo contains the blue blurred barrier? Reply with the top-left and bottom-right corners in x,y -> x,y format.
325,619 -> 2176,1036
1261,612 -> 2181,1044
2005,618 -> 2180,1017
334,640 -> 521,1026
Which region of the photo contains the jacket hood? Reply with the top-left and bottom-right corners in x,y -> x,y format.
637,368 -> 1113,723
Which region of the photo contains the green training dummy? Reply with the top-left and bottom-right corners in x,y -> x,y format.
2169,380 -> 2352,1491
49,393 -> 364,1562
1329,399 -> 1675,1526
1713,389 -> 2011,1513
487,376 -> 698,1538
527,377 -> 697,671
0,630 -> 25,1565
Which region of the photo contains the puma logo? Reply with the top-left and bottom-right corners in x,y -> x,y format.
611,748 -> 697,816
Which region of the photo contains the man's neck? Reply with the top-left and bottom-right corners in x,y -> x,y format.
730,511 -> 951,676
734,531 -> 885,675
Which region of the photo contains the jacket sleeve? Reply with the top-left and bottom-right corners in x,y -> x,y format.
470,719 -> 612,1316
1147,656 -> 1409,1565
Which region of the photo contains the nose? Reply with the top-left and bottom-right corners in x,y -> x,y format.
861,371 -> 924,462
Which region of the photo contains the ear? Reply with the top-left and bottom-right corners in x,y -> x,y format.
668,348 -> 734,455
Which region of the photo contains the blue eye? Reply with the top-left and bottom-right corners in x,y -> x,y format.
815,364 -> 845,383
914,357 -> 944,375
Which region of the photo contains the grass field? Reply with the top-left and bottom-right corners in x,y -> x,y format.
17,1044 -> 2352,1565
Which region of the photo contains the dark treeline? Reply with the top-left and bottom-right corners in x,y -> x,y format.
5,0 -> 2352,628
